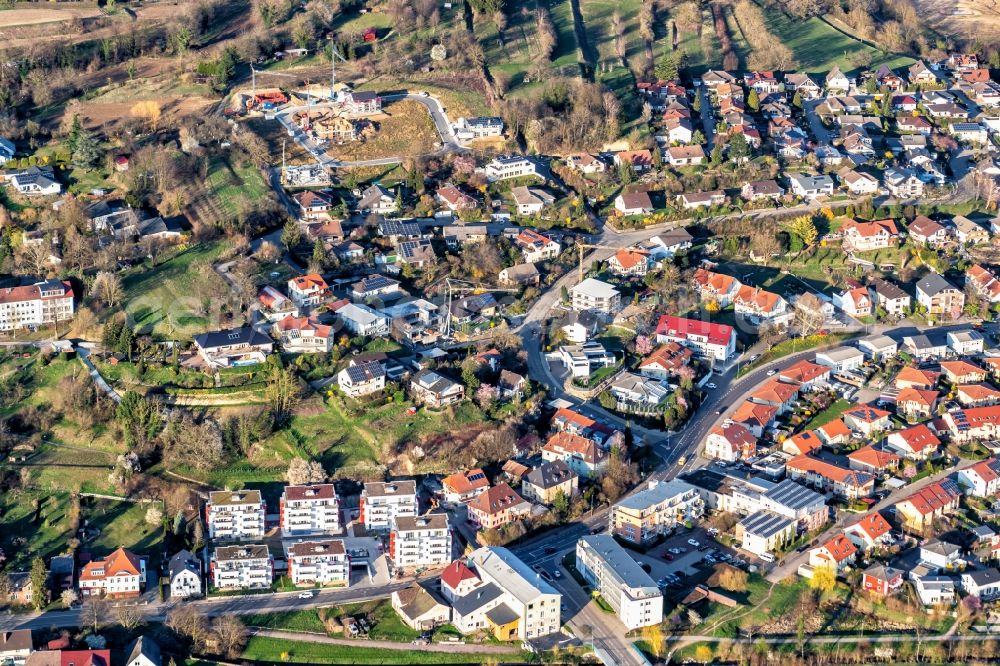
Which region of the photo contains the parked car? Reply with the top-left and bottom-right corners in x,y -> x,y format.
706,382 -> 718,390
688,538 -> 700,547
298,591 -> 315,599
766,368 -> 777,376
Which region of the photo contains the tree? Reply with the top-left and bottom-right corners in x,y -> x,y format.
60,589 -> 78,608
281,220 -> 302,252
600,450 -> 638,503
710,142 -> 725,165
552,489 -> 570,518
286,457 -> 326,485
82,596 -> 109,631
92,271 -> 123,308
728,133 -> 751,162
116,391 -> 162,451
130,101 -> 162,130
116,603 -> 143,630
212,615 -> 248,658
794,293 -> 826,337
718,566 -> 749,592
29,558 -> 47,610
72,127 -> 103,170
692,129 -> 705,144
655,51 -> 678,81
810,565 -> 836,593
161,414 -> 225,471
750,230 -> 780,264
266,367 -> 301,427
792,91 -> 802,109
145,504 -> 164,527
0,573 -> 11,603
640,624 -> 665,658
256,241 -> 281,263
173,509 -> 186,535
693,645 -> 714,663
789,215 -> 818,246
746,89 -> 760,112
309,238 -> 325,273
168,605 -> 210,651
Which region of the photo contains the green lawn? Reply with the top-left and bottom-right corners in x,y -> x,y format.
738,332 -> 859,376
0,491 -> 74,570
244,610 -> 328,633
121,240 -> 236,340
205,155 -> 270,218
241,637 -> 524,665
82,497 -> 165,564
809,398 -> 852,428
761,7 -> 914,73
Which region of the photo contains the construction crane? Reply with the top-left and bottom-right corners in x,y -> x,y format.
328,41 -> 348,100
442,278 -> 520,339
249,65 -> 304,100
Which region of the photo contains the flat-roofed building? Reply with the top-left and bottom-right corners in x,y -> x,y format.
361,480 -> 418,532
576,535 -> 663,629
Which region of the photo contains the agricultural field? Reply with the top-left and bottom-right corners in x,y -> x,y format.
325,100 -> 440,161
204,155 -> 272,219
0,7 -> 101,28
121,240 -> 237,340
912,0 -> 1000,45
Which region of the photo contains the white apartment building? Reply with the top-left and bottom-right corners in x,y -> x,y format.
390,514 -> 453,568
576,535 -> 663,630
0,279 -> 75,332
211,544 -> 273,590
361,480 -> 419,531
610,479 -> 705,545
206,489 -> 266,541
570,278 -> 622,314
287,539 -> 349,587
451,547 -> 562,641
280,484 -> 342,537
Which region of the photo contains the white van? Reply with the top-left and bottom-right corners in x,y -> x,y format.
759,552 -> 775,563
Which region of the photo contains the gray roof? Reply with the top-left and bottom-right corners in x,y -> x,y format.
870,278 -> 909,300
524,459 -> 577,490
451,581 -> 504,616
965,568 -> 1000,586
485,603 -> 520,626
194,327 -> 271,351
916,272 -> 957,297
0,629 -> 32,652
469,546 -> 559,604
764,479 -> 825,511
616,479 -> 697,511
739,510 -> 792,538
126,636 -> 161,666
922,539 -> 961,558
579,535 -> 659,592
168,549 -> 200,579
393,513 -> 449,532
364,479 -> 417,498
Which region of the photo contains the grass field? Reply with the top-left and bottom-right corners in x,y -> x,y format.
82,497 -> 164,562
0,491 -> 74,570
761,7 -> 914,73
241,637 -> 524,665
205,155 -> 270,218
809,398 -> 853,427
121,240 -> 236,340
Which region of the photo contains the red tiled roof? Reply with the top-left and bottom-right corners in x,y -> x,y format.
442,469 -> 490,495
655,315 -> 735,347
940,359 -> 987,379
896,387 -> 939,408
780,359 -> 830,384
611,249 -> 651,270
818,534 -> 857,563
60,651 -> 111,666
847,445 -> 900,469
543,432 -> 606,465
79,547 -> 141,582
467,482 -> 524,516
849,511 -> 892,541
731,401 -> 778,428
898,480 -> 960,515
787,455 -> 873,487
784,430 -> 822,455
440,560 -> 478,589
845,405 -> 891,423
290,273 -> 329,292
895,366 -> 940,388
890,423 -> 941,452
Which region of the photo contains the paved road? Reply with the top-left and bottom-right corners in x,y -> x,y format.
0,581 -> 414,632
76,346 -> 120,403
697,84 -> 714,149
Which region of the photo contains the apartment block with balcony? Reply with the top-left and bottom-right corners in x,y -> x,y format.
287,539 -> 349,587
206,489 -> 266,541
211,545 -> 273,590
280,484 -> 341,537
360,480 -> 418,532
576,535 -> 663,629
390,514 -> 453,568
610,479 -> 704,545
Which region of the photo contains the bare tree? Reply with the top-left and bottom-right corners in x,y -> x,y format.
60,589 -> 79,609
212,615 -> 248,658
286,457 -> 327,485
168,605 -> 211,651
82,597 -> 109,632
116,603 -> 144,630
93,271 -> 123,308
794,293 -> 826,337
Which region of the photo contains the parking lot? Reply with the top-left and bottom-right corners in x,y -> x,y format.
629,526 -> 757,593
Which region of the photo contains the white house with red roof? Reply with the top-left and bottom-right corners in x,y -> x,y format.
691,268 -> 741,307
515,229 -> 561,262
847,445 -> 901,475
943,406 -> 1000,442
704,422 -> 757,462
442,469 -> 491,504
845,512 -> 893,552
894,480 -> 962,531
779,360 -> 831,390
732,285 -> 790,325
542,432 -> 608,478
843,405 -> 892,437
840,218 -> 899,252
957,458 -> 1000,498
967,264 -> 1000,303
607,249 -> 653,277
781,430 -> 822,456
749,379 -> 799,415
287,274 -> 330,309
79,547 -> 146,598
439,560 -> 480,602
808,534 -> 857,573
655,315 -> 736,362
273,314 -> 333,353
885,424 -> 941,460
832,286 -> 874,317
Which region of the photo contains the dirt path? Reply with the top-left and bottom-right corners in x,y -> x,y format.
249,628 -> 521,655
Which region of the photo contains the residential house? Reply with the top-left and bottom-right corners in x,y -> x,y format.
845,512 -> 894,552
521,460 -> 579,504
916,273 -> 965,318
356,185 -> 398,215
732,285 -> 790,325
274,315 -> 333,353
907,216 -> 950,246
466,483 -> 531,530
894,479 -> 962,531
749,378 -> 799,415
786,456 -> 875,500
902,334 -> 949,360
609,372 -> 670,409
351,275 -> 402,303
838,167 -> 880,195
337,359 -> 386,397
293,190 -> 333,219
941,359 -> 988,384
542,432 -> 608,478
832,286 -> 874,317
952,215 -> 991,245
957,383 -> 1000,406
862,564 -> 904,597
883,168 -> 924,197
692,268 -> 741,307
704,422 -> 757,462
655,315 -> 737,362
570,278 -> 621,314
961,569 -> 1000,600
514,229 -> 560,262
741,180 -> 784,202
908,60 -> 938,85
498,263 -> 540,287
665,145 -> 705,166
843,405 -> 892,437
943,406 -> 1000,442
78,547 -> 146,598
0,279 -> 75,333
737,511 -> 795,557
397,239 -> 437,267
510,186 -> 555,216
483,156 -> 543,182
780,359 -> 832,389
335,303 -> 390,337
678,190 -> 725,209
809,534 -> 858,573
211,545 -> 273,590
966,264 -> 1000,303
410,370 -> 464,407
565,153 -> 607,174
639,342 -> 694,380
168,550 -> 202,599
441,469 -> 490,504
4,166 -> 61,196
193,327 -> 273,369
392,583 -> 451,631
561,310 -> 601,343
614,150 -> 654,172
957,458 -> 1000,497
557,341 -> 616,378
615,191 -> 654,216
895,387 -> 939,420
787,173 -> 834,199
948,329 -> 985,355
452,116 -> 504,140
858,333 -> 900,359
782,430 -> 823,456
437,184 -> 478,212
